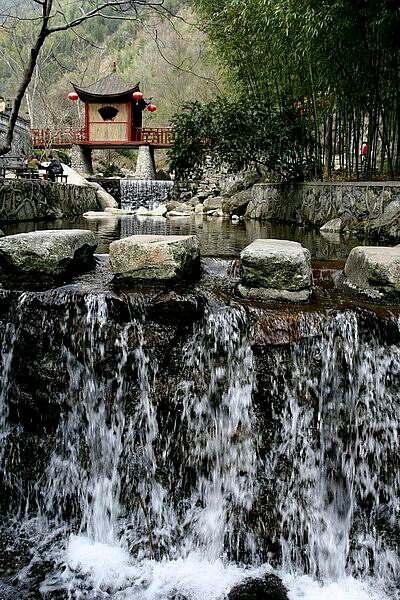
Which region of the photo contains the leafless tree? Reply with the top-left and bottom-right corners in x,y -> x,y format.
0,0 -> 174,155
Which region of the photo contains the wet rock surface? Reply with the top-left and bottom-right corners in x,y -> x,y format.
344,245 -> 400,299
0,230 -> 97,283
109,234 -> 201,283
226,574 -> 288,600
239,239 -> 313,302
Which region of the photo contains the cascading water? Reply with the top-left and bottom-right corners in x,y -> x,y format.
171,307 -> 257,563
264,311 -> 400,597
0,293 -> 28,495
0,290 -> 399,600
120,179 -> 174,210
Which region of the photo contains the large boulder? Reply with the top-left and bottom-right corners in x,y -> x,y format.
320,217 -> 342,233
95,187 -> 118,210
221,170 -> 261,197
109,234 -> 200,283
0,230 -> 97,283
344,246 -> 400,299
227,574 -> 288,600
166,201 -> 194,213
204,196 -> 223,211
238,239 -> 313,302
222,189 -> 252,217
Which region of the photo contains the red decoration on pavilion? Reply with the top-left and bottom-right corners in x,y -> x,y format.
68,91 -> 79,101
147,104 -> 157,112
132,91 -> 144,101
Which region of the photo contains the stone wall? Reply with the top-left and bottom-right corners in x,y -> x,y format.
0,179 -> 98,223
0,112 -> 32,158
246,182 -> 400,238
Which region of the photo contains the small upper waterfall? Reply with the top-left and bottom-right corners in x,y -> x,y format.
120,179 -> 174,210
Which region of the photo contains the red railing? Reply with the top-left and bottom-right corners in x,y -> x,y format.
133,127 -> 174,146
32,126 -> 174,148
32,127 -> 88,147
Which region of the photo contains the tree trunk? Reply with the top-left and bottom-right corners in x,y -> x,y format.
0,2 -> 51,156
323,113 -> 333,180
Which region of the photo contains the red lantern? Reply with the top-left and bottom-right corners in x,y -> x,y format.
132,91 -> 144,102
68,91 -> 79,101
147,104 -> 157,112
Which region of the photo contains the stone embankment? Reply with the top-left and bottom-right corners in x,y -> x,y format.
172,175 -> 400,241
0,165 -> 117,224
0,178 -> 98,223
247,181 -> 400,241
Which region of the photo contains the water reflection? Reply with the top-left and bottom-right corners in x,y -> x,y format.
2,215 -> 388,261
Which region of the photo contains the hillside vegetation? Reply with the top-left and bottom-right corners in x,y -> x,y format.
0,0 -> 220,130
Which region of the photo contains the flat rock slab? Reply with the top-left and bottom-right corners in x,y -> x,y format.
0,230 -> 97,283
109,234 -> 200,283
240,239 -> 312,291
237,284 -> 312,303
344,246 -> 400,299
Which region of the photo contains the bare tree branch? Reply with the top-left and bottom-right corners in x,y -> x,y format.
0,0 -> 178,155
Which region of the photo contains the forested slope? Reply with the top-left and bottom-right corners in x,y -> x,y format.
0,0 -> 220,129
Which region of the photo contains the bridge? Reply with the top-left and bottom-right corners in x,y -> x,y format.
32,126 -> 174,150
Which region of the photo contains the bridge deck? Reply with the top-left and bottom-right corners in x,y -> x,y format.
32,127 -> 173,149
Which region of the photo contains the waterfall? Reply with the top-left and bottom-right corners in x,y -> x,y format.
43,294 -> 159,550
39,299 -> 257,598
120,179 -> 174,210
172,306 -> 257,562
265,311 -> 400,592
0,290 -> 399,599
0,292 -> 29,498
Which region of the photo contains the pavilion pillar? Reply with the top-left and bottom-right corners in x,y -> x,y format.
71,144 -> 93,177
135,145 -> 156,180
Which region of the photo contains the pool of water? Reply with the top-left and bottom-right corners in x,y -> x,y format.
1,214 -> 386,260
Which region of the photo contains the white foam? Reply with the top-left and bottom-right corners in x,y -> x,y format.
141,553 -> 261,600
64,536 -> 260,598
64,536 -> 393,600
284,573 -> 392,600
66,535 -> 141,590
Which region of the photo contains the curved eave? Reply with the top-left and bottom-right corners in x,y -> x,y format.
71,82 -> 140,104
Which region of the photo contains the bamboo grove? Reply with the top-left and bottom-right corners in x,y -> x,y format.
173,0 -> 400,181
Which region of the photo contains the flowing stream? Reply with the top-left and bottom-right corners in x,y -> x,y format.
0,291 -> 399,599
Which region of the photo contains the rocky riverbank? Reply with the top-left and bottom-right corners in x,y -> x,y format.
170,174 -> 400,242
